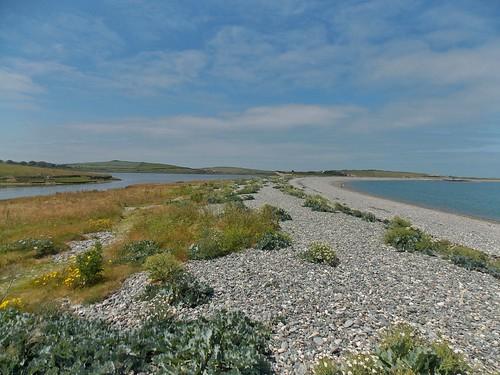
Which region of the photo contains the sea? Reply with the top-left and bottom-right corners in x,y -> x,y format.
346,179 -> 500,222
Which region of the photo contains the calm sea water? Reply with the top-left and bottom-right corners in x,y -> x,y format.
0,173 -> 250,201
347,179 -> 500,222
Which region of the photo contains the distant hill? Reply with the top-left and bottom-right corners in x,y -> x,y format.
201,166 -> 275,175
62,160 -> 275,175
0,161 -> 113,186
340,169 -> 431,178
63,160 -> 203,174
280,169 -> 432,178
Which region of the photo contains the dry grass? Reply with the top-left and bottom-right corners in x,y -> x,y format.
0,183 -> 201,245
0,181 -> 233,310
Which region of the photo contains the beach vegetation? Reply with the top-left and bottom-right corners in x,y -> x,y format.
256,231 -> 292,250
314,323 -> 471,375
142,271 -> 213,308
301,242 -> 340,267
304,195 -> 335,212
0,308 -> 271,374
118,240 -> 163,264
74,242 -> 104,287
385,217 -> 499,278
144,253 -> 183,282
261,204 -> 292,221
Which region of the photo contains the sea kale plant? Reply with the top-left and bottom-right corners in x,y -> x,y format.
118,240 -> 163,264
142,271 -> 214,308
314,323 -> 471,375
0,308 -> 272,374
301,242 -> 340,267
256,231 -> 292,251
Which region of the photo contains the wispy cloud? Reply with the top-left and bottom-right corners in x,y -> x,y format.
69,104 -> 359,135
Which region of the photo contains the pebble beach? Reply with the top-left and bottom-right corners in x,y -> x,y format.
70,179 -> 499,374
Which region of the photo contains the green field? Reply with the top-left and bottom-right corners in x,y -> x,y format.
63,160 -> 275,175
0,162 -> 113,186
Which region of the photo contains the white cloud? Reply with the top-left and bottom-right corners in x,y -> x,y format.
68,104 -> 358,135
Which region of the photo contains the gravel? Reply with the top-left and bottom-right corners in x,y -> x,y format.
70,185 -> 500,374
292,176 -> 500,256
53,231 -> 115,263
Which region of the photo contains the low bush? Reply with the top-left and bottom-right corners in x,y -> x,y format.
304,195 -> 335,213
74,242 -> 104,287
301,242 -> 340,267
335,203 -> 378,222
188,229 -> 227,260
143,272 -> 214,308
118,240 -> 162,264
384,217 -> 499,278
5,238 -> 61,258
0,308 -> 271,374
262,204 -> 292,221
314,323 -> 471,375
206,189 -> 242,204
237,184 -> 261,194
277,184 -> 307,198
144,253 -> 183,282
240,194 -> 255,200
384,226 -> 424,252
256,231 -> 292,251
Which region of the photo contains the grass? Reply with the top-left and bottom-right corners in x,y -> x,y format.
0,178 -> 279,309
0,182 -> 221,308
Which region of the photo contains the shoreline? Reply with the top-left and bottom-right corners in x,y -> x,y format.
336,178 -> 500,225
292,176 -> 500,256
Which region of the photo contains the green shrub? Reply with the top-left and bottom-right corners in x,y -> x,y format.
144,253 -> 183,282
334,202 -> 353,214
304,195 -> 335,212
189,229 -> 227,260
385,217 -> 499,278
315,324 -> 471,375
6,238 -> 61,258
75,242 -> 104,286
314,354 -> 384,374
237,184 -> 261,194
262,204 -> 292,221
389,216 -> 413,229
118,240 -> 162,263
0,308 -> 271,374
143,272 -> 214,308
384,226 -> 424,252
256,231 -> 292,250
301,242 -> 340,266
241,194 -> 255,200
206,189 -> 242,204
377,324 -> 471,374
278,185 -> 307,198
361,212 -> 377,222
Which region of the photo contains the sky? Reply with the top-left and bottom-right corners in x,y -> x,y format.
1,0 -> 500,177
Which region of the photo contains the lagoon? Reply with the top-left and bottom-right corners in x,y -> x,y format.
0,173 -> 250,200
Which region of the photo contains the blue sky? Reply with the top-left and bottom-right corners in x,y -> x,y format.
1,0 -> 499,176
